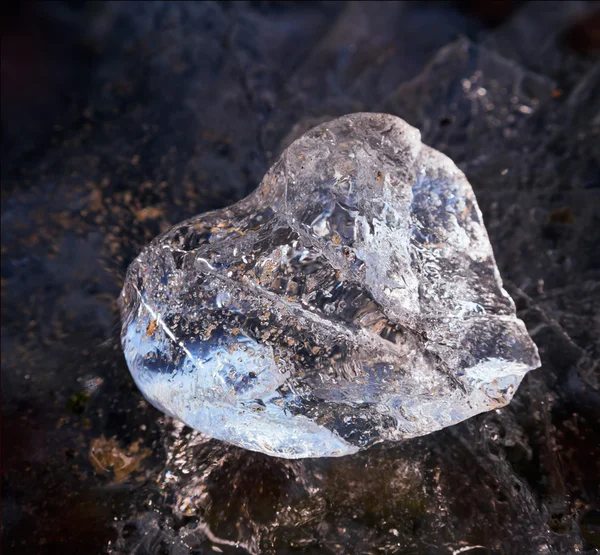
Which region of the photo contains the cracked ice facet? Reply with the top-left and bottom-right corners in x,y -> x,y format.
119,113 -> 540,458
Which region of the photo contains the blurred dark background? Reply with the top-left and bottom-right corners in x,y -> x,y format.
2,2 -> 599,554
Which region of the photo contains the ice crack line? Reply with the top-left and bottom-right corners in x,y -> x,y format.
133,284 -> 204,372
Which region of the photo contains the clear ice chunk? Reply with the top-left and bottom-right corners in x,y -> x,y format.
119,113 -> 540,458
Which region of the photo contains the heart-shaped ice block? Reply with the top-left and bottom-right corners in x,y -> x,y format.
120,113 -> 540,458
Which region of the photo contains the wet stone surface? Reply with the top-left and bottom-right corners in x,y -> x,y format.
2,2 -> 599,554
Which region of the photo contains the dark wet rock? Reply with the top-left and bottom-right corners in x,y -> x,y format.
2,2 -> 598,554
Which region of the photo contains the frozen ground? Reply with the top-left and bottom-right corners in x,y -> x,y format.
2,2 -> 599,554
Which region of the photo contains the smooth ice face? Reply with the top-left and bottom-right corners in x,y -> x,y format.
120,113 -> 540,458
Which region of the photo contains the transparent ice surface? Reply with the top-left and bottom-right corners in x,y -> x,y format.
120,113 -> 540,458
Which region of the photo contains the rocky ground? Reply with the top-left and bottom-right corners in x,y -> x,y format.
2,2 -> 599,554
